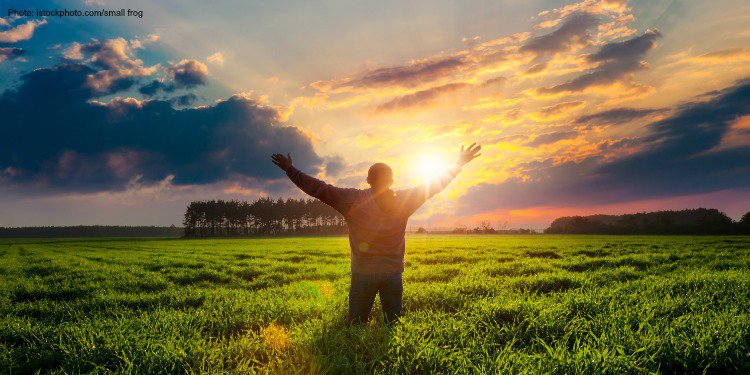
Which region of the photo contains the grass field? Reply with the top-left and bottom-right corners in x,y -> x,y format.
1,235 -> 749,374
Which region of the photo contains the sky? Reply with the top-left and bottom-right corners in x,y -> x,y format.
1,0 -> 749,229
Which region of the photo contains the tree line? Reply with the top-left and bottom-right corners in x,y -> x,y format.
0,225 -> 183,238
183,198 -> 346,237
544,208 -> 750,235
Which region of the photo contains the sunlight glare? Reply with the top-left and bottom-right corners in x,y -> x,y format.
415,153 -> 450,182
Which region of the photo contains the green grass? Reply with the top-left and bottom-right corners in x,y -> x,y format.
1,235 -> 749,374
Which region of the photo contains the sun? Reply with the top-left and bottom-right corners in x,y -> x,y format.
414,153 -> 450,182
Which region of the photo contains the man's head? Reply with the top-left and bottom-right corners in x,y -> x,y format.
367,163 -> 393,191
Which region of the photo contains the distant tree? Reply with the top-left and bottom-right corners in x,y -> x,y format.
481,221 -> 495,234
182,197 -> 346,238
545,208 -> 739,235
452,225 -> 468,234
416,227 -> 428,234
497,221 -> 509,231
739,212 -> 750,233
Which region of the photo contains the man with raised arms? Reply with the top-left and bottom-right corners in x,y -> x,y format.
271,143 -> 481,325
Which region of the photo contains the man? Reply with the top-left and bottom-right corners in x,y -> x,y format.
271,143 -> 481,325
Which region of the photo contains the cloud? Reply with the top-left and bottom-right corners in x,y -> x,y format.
589,29 -> 660,62
324,155 -> 347,177
598,0 -> 628,13
299,0 -> 637,111
533,0 -> 628,30
173,93 -> 198,106
538,100 -> 585,118
458,78 -> 750,213
374,82 -> 471,113
0,17 -> 46,64
0,19 -> 46,43
138,80 -> 169,96
0,47 -> 24,62
64,37 -> 159,94
525,130 -> 580,147
319,54 -> 469,92
521,12 -> 599,58
538,29 -> 661,95
575,107 -> 664,126
497,134 -> 529,144
526,62 -> 548,75
63,43 -> 84,60
596,137 -> 641,151
170,59 -> 208,87
369,75 -> 505,114
139,59 -> 208,96
207,52 -> 225,66
297,1 -> 636,111
480,76 -> 508,88
0,62 -> 323,193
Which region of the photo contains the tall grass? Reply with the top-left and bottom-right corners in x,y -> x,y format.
0,235 -> 748,373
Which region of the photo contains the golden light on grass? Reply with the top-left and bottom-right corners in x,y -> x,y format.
298,279 -> 335,298
262,323 -> 291,350
317,281 -> 334,297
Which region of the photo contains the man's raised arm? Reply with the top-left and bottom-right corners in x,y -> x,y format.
271,153 -> 358,213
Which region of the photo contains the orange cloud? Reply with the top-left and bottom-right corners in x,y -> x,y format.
374,82 -> 471,113
529,100 -> 586,121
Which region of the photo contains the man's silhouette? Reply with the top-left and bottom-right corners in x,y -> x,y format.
271,143 -> 481,325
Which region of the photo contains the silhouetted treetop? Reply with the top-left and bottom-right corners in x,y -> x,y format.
545,208 -> 747,235
183,197 -> 345,237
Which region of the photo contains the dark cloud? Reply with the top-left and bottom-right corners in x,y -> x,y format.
174,93 -> 198,106
139,59 -> 208,96
138,79 -> 170,96
539,30 -> 661,94
0,47 -> 25,62
525,130 -> 579,147
170,59 -> 208,87
526,62 -> 548,74
459,78 -> 750,213
575,107 -> 665,126
520,12 -> 599,58
138,60 -> 208,96
539,100 -> 585,117
596,137 -> 642,152
0,62 -> 323,193
374,82 -> 470,113
324,155 -> 346,177
589,30 -> 661,63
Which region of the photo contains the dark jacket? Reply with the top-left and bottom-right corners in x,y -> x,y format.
285,165 -> 461,274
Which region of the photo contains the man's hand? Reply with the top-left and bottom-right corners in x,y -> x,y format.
457,143 -> 481,166
271,153 -> 293,172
